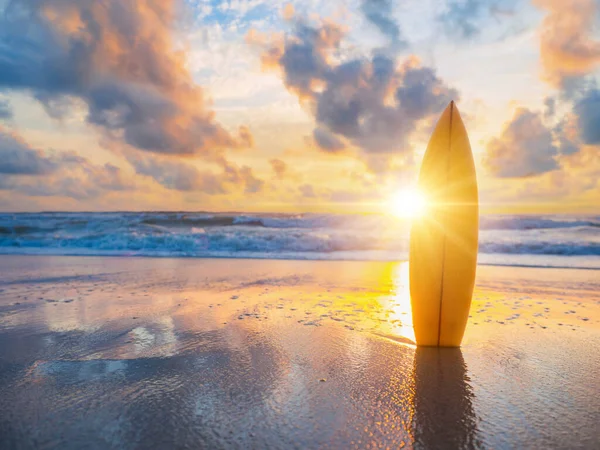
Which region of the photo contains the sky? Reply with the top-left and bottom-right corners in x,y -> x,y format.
0,0 -> 599,214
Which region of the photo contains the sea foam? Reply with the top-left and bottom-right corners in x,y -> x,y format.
0,212 -> 598,269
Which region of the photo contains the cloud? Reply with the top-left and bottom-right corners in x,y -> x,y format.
269,158 -> 287,179
251,19 -> 458,163
224,161 -> 265,194
268,157 -> 302,183
0,126 -> 133,199
258,19 -> 344,99
25,161 -> 133,199
534,0 -> 600,87
484,108 -> 559,177
127,153 -> 228,194
327,188 -> 372,203
553,113 -> 581,156
438,0 -> 484,38
491,1 -> 600,166
240,166 -> 265,193
313,128 -> 345,153
574,88 -> 600,145
125,151 -> 265,194
0,0 -> 251,156
316,55 -> 457,154
507,146 -> 600,205
0,127 -> 59,174
360,0 -> 406,50
437,0 -> 515,39
4,171 -> 129,200
527,1 -> 600,163
299,184 -> 316,198
543,96 -> 556,119
361,152 -> 415,176
0,99 -> 12,120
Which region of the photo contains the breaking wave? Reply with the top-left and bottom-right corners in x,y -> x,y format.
0,212 -> 598,269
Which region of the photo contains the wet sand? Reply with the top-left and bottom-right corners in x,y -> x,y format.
0,256 -> 599,449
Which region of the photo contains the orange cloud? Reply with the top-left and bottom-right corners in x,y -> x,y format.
484,108 -> 558,177
282,3 -> 295,21
0,0 -> 252,156
0,126 -> 134,199
121,151 -> 266,195
269,159 -> 288,179
535,0 -> 600,86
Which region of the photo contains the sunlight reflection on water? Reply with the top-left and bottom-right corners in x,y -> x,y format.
391,262 -> 416,343
372,261 -> 416,345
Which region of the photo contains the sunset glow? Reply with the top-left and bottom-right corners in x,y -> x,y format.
0,0 -> 597,213
1,2 -> 599,449
390,188 -> 427,219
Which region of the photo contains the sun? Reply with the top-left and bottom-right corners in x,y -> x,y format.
390,188 -> 427,218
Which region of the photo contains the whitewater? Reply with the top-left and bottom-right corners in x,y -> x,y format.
0,212 -> 599,269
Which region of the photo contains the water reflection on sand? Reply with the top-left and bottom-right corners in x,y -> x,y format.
1,256 -> 598,449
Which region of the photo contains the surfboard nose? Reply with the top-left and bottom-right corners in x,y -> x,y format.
447,100 -> 456,115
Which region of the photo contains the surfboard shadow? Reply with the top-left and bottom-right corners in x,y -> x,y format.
412,347 -> 482,449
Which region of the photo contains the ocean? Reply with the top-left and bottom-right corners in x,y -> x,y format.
0,212 -> 598,269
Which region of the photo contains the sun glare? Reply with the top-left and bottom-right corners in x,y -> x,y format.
390,188 -> 427,218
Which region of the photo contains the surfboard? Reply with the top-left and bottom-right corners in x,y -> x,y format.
409,101 -> 479,347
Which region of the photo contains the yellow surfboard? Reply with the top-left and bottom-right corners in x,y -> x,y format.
409,101 -> 479,347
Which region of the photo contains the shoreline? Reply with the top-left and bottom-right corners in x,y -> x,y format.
1,251 -> 599,271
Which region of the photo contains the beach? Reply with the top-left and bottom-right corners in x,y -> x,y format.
2,0 -> 599,447
0,255 -> 598,449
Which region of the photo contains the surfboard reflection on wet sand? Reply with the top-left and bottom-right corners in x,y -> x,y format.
413,347 -> 481,449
